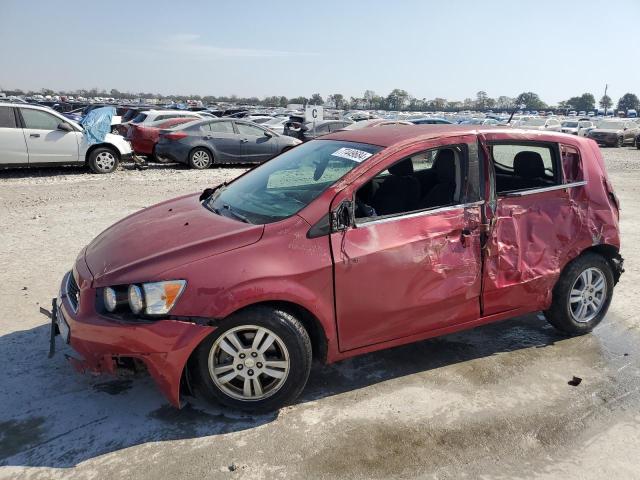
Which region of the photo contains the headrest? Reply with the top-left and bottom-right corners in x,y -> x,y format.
388,159 -> 414,176
433,149 -> 456,182
513,151 -> 545,178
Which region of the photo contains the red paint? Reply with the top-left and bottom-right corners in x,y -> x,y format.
126,118 -> 192,156
58,126 -> 621,406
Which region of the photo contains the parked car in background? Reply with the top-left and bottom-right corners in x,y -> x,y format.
261,117 -> 290,134
155,118 -> 301,168
283,119 -> 353,142
340,119 -> 413,130
410,117 -> 453,125
246,115 -> 275,124
51,125 -> 623,412
0,103 -> 132,173
125,117 -> 194,160
587,120 -> 640,147
636,132 -> 640,149
130,109 -> 204,126
515,117 -> 562,131
561,120 -> 595,136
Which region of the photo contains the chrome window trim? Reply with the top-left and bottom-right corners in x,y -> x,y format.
355,200 -> 484,227
499,181 -> 587,198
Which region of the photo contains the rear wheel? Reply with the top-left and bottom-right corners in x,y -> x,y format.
616,136 -> 624,147
189,148 -> 213,169
87,147 -> 119,174
545,253 -> 614,335
192,306 -> 312,412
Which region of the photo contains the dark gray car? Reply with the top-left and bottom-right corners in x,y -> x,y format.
155,119 -> 302,169
587,120 -> 640,147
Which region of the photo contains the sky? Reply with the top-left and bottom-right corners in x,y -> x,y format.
1,0 -> 639,104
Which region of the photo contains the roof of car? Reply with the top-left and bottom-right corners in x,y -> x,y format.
321,124 -> 582,148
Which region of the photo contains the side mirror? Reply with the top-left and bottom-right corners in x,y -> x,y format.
57,123 -> 73,132
331,200 -> 353,232
264,131 -> 273,138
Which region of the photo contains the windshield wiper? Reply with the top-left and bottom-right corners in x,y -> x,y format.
222,204 -> 251,224
199,182 -> 227,202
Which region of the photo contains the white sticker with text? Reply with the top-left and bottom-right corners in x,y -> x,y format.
331,147 -> 373,163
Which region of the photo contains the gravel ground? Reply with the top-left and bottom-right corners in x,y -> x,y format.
0,148 -> 639,479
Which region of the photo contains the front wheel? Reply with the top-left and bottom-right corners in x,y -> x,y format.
545,253 -> 614,335
189,148 -> 213,169
87,147 -> 119,174
191,306 -> 312,412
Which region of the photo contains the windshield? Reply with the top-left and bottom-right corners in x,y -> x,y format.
207,140 -> 383,224
562,121 -> 578,128
131,113 -> 147,124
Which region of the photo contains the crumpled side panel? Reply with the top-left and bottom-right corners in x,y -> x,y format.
482,140 -> 620,316
80,106 -> 115,144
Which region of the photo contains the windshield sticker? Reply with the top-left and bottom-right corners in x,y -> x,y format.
331,147 -> 373,163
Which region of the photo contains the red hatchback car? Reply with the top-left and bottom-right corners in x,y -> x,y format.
125,117 -> 194,158
50,125 -> 623,411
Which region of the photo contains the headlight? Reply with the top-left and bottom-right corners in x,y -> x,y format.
128,284 -> 144,314
141,280 -> 186,315
104,287 -> 118,312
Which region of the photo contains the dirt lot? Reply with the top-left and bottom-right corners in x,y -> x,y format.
1,150 -> 639,480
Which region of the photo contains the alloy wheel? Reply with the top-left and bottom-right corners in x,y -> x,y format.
569,267 -> 607,323
95,151 -> 116,172
191,150 -> 211,168
208,325 -> 290,401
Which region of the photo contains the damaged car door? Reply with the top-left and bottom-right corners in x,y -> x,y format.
480,134 -> 587,315
330,136 -> 484,351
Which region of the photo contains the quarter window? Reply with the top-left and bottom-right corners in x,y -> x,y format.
21,109 -> 60,130
560,144 -> 583,182
0,107 -> 17,128
491,144 -> 558,194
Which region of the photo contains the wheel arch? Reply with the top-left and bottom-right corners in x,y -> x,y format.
180,299 -> 329,402
579,244 -> 624,283
84,143 -> 120,164
189,145 -> 216,163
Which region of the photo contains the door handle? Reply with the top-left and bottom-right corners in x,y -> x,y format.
30,133 -> 40,138
240,138 -> 249,143
203,135 -> 212,140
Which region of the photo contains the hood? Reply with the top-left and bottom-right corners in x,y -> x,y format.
85,193 -> 264,287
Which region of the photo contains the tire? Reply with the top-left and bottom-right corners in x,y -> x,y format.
191,306 -> 312,412
111,126 -> 119,135
544,253 -> 614,335
616,136 -> 624,148
87,147 -> 119,174
188,148 -> 213,169
636,138 -> 640,150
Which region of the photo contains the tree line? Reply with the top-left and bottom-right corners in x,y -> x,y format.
2,87 -> 639,113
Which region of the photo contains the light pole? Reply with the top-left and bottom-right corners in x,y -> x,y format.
603,84 -> 608,117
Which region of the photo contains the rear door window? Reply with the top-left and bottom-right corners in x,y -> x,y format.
20,109 -> 60,130
491,143 -> 558,194
0,107 -> 17,128
210,121 -> 235,134
236,123 -> 264,137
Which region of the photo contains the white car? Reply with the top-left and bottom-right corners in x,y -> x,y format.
0,103 -> 133,174
515,117 -> 562,132
561,120 -> 595,136
261,117 -> 291,133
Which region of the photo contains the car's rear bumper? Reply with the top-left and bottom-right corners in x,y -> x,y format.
54,265 -> 214,407
154,143 -> 188,164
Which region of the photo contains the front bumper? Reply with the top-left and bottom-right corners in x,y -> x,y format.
52,265 -> 214,407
